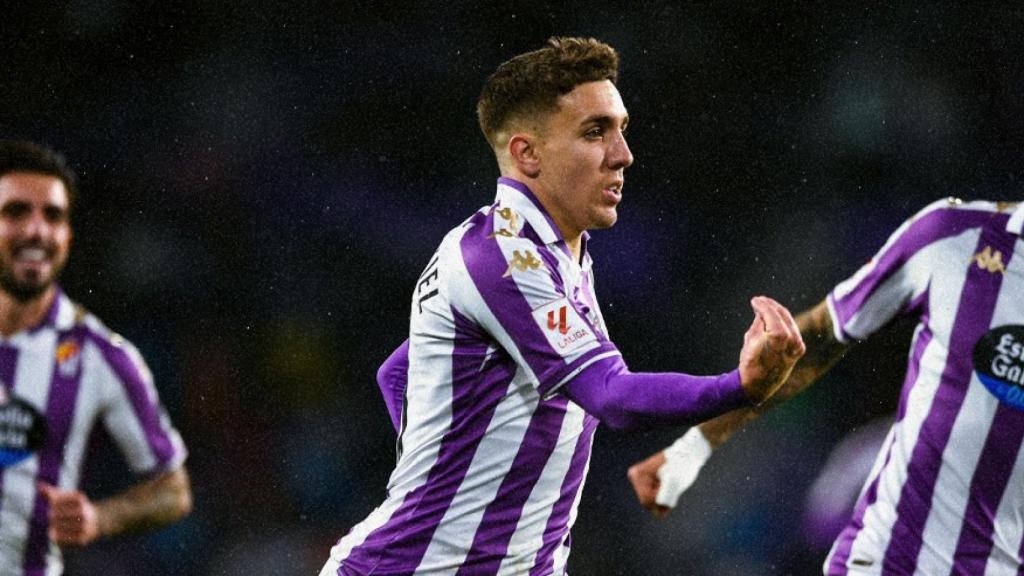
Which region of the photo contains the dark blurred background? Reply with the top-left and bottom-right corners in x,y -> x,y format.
3,2 -> 1023,574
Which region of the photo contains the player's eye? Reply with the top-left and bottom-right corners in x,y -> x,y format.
0,202 -> 31,220
43,206 -> 68,224
584,127 -> 603,140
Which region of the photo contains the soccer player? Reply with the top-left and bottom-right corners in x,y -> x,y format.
320,37 -> 805,575
628,198 -> 1024,574
0,141 -> 191,575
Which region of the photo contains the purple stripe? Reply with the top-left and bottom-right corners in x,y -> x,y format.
23,327 -> 87,572
460,210 -> 613,397
530,414 -> 598,575
0,344 -> 20,519
457,397 -> 569,574
881,229 -> 1008,573
826,430 -> 898,574
831,207 -> 995,335
86,329 -> 178,470
0,344 -> 19,388
952,404 -> 1024,573
342,308 -> 513,573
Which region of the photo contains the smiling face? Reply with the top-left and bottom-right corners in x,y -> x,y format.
0,172 -> 72,302
531,79 -> 633,242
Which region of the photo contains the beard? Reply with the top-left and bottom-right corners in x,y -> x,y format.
0,259 -> 61,303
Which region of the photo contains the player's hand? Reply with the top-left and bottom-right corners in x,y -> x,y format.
627,451 -> 672,518
738,296 -> 805,404
39,482 -> 101,546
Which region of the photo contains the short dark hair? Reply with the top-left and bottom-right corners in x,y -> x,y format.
0,140 -> 78,209
477,37 -> 620,149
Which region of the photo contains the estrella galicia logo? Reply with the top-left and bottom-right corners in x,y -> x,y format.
0,394 -> 47,467
974,325 -> 1024,411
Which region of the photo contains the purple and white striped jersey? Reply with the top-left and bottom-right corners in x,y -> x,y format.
0,289 -> 187,576
825,198 -> 1024,575
323,178 -> 627,576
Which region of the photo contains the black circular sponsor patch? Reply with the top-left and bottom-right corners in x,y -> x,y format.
0,396 -> 47,467
974,325 -> 1024,411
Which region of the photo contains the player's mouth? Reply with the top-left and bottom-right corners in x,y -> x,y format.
602,182 -> 623,205
11,245 -> 54,273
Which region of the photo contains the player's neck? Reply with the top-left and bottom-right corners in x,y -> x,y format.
564,235 -> 582,263
0,286 -> 56,337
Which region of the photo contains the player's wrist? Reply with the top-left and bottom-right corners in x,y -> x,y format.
655,427 -> 713,508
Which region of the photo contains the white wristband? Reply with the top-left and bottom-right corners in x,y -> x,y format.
655,427 -> 713,508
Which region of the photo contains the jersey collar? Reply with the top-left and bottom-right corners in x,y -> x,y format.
494,177 -> 592,251
27,287 -> 74,334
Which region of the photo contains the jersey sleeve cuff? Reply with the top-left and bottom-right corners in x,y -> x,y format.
539,342 -> 622,400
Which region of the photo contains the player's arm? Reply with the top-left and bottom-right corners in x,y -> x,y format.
40,466 -> 192,546
628,299 -> 848,515
377,340 -> 409,432
562,296 -> 806,430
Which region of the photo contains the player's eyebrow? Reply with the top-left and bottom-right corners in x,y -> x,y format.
579,114 -> 629,129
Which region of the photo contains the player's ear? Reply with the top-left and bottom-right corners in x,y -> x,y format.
508,133 -> 541,178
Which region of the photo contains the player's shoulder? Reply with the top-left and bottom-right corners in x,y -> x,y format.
902,197 -> 1013,238
445,203 -> 541,264
67,300 -> 146,366
914,196 -> 1016,217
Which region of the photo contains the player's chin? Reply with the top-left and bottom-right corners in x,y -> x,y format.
1,274 -> 53,302
590,207 -> 618,230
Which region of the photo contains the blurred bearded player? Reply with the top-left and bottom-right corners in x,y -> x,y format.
0,141 -> 190,575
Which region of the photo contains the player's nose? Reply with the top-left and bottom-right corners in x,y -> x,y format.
22,210 -> 52,239
607,131 -> 633,170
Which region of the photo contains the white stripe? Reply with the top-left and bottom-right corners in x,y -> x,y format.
1007,203 -> 1024,235
60,342 -> 104,488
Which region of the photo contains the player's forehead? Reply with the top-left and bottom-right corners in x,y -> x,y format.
554,80 -> 629,126
0,172 -> 70,209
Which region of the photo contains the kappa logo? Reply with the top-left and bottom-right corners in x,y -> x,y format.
503,250 -> 543,278
547,306 -> 569,335
970,246 -> 1006,275
489,207 -> 522,240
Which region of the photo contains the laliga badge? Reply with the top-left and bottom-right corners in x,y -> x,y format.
973,325 -> 1024,411
0,386 -> 47,467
